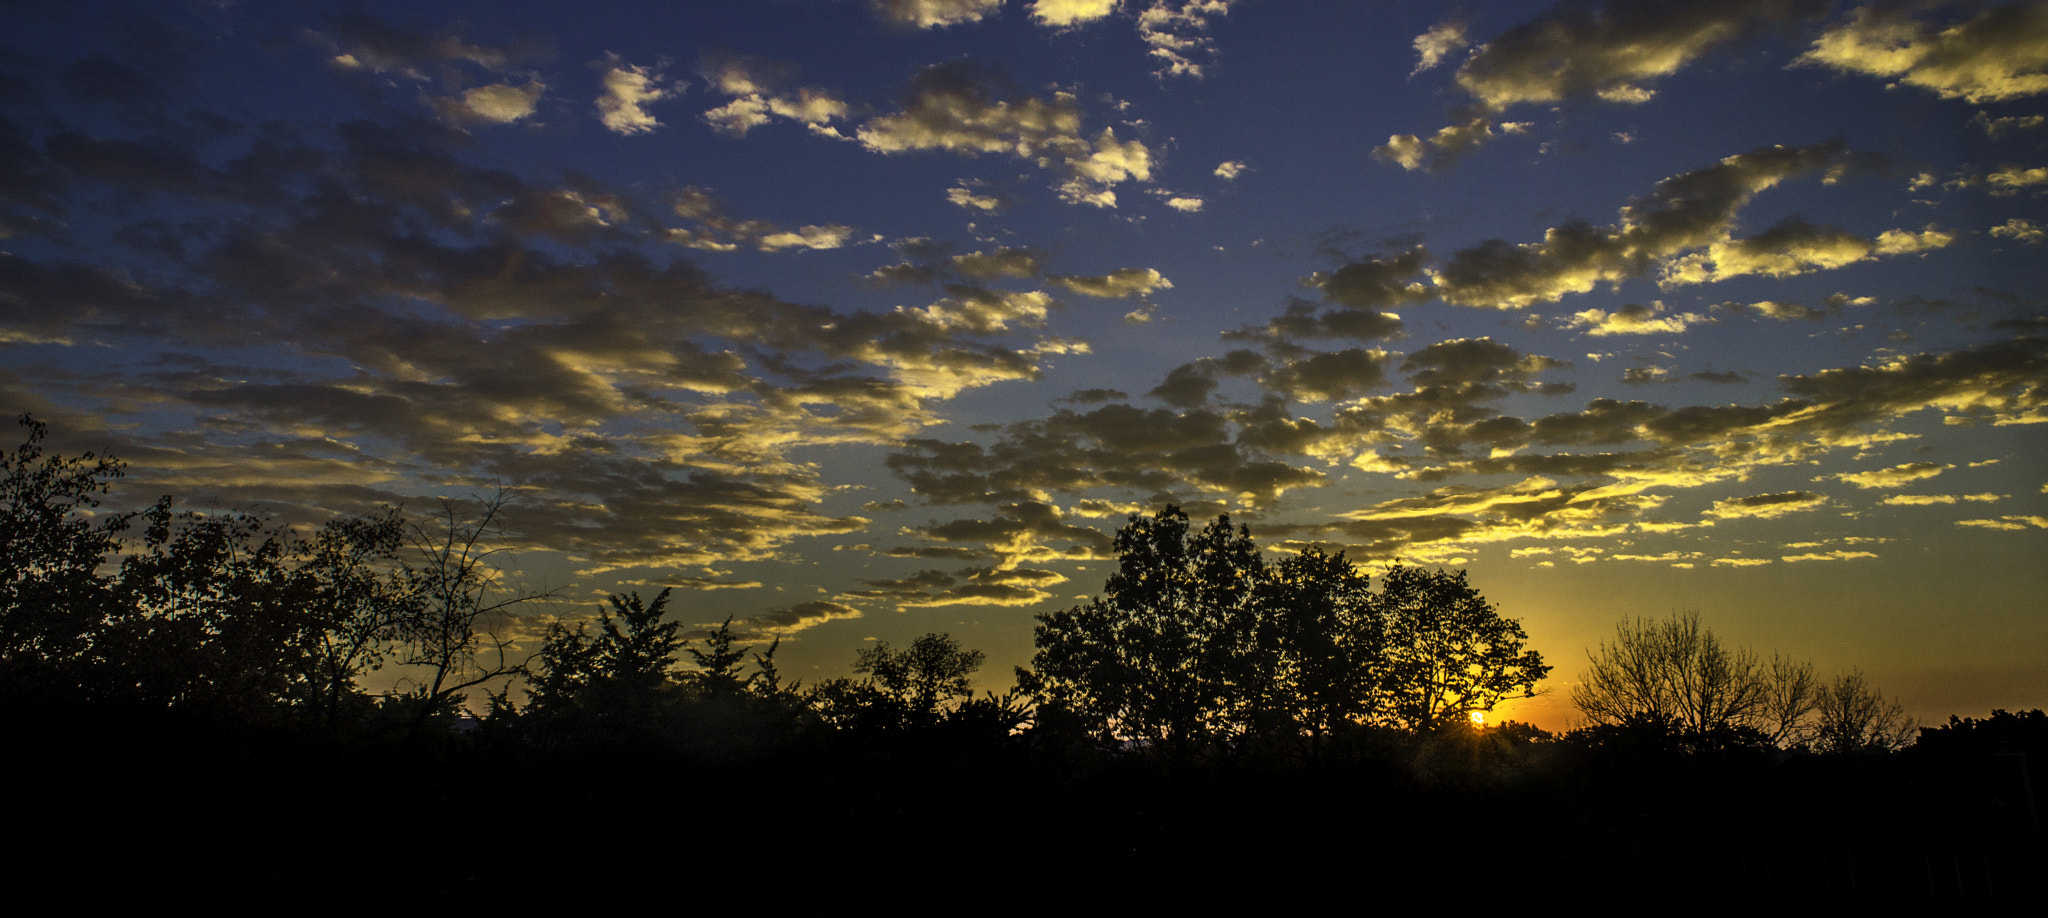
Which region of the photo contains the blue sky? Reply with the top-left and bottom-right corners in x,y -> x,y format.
4,0 -> 2044,726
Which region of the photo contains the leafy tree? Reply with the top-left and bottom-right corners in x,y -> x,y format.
811,631 -> 1023,742
1570,611 -> 1815,750
293,509 -> 413,724
1031,506 -> 1546,753
855,632 -> 986,716
0,414 -> 131,687
527,589 -> 687,717
1028,506 -> 1264,753
99,500 -> 316,716
1811,670 -> 1914,754
1375,564 -> 1549,733
1258,546 -> 1383,745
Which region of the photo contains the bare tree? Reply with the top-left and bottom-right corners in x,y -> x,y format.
385,490 -> 556,727
1812,670 -> 1915,754
1572,611 -> 1816,748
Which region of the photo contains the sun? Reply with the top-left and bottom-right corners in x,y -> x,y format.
1468,711 -> 1486,726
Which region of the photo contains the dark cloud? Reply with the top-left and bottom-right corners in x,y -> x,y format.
1707,490 -> 1829,519
1322,141 -> 1855,312
856,60 -> 1153,207
734,600 -> 863,637
1225,297 -> 1407,345
1258,348 -> 1397,403
1383,0 -> 1832,169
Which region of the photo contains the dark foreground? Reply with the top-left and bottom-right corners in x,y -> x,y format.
18,707 -> 2042,910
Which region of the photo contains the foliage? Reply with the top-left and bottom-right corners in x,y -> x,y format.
293,509 -> 413,724
0,414 -> 131,682
1028,507 -> 1266,753
1375,564 -> 1550,733
528,589 -> 687,717
1570,611 -> 1816,751
855,632 -> 986,715
1914,708 -> 2048,758
811,632 -> 999,734
523,591 -> 811,757
1257,546 -> 1383,743
99,499 -> 317,716
1029,505 -> 1546,754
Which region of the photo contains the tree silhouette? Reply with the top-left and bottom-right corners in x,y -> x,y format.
1257,546 -> 1382,746
1028,506 -> 1264,754
1571,611 -> 1815,750
1812,670 -> 1914,754
1376,564 -> 1550,733
856,631 -> 986,715
384,491 -> 556,727
1030,506 -> 1547,753
0,414 -> 131,693
528,589 -> 685,716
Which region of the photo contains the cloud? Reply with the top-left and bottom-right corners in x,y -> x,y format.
891,501 -> 1117,574
1165,196 -> 1204,212
1833,461 -> 1948,489
698,52 -> 850,139
1375,115 -> 1507,172
1411,18 -> 1470,75
758,225 -> 859,251
947,185 -> 1006,211
318,12 -> 541,79
1225,297 -> 1406,344
1031,0 -> 1122,27
1881,493 -> 2001,505
1342,141 -> 1878,311
1991,218 -> 2045,243
1706,490 -> 1829,519
740,600 -> 863,636
1213,160 -> 1247,180
889,401 -> 1326,508
1798,2 -> 2048,104
0,89 -> 1141,576
1456,0 -> 1829,109
1386,0 -> 1832,168
856,61 -> 1155,206
1782,550 -> 1878,562
1738,299 -> 1831,321
953,248 -> 1044,279
1259,348 -> 1397,404
1958,515 -> 2048,530
1663,219 -> 1954,286
1138,1 -> 1236,78
440,82 -> 545,125
873,0 -> 1006,29
665,186 -> 866,253
1569,302 -> 1707,336
596,56 -> 678,135
1988,164 -> 2048,196
1976,112 -> 2047,137
1048,267 -> 1172,298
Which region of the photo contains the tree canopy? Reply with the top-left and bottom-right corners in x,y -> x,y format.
1027,505 -> 1548,754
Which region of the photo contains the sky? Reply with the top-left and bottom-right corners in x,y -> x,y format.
2,0 -> 2043,729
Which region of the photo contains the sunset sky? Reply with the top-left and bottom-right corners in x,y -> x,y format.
4,0 -> 2043,728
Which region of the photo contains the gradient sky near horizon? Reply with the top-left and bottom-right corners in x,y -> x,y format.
3,0 -> 2044,728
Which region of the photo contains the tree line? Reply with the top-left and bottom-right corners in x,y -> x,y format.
10,414 -> 2039,904
0,413 -> 1952,761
